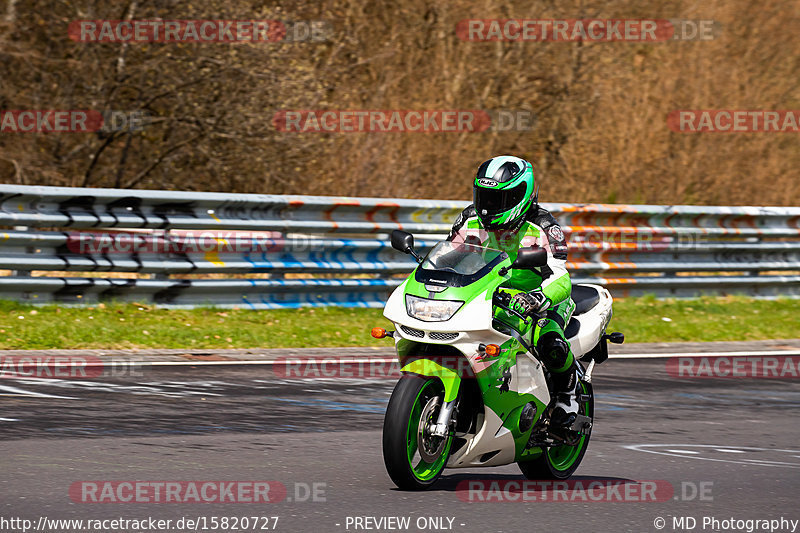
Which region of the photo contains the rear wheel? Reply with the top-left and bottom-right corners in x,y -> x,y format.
382,374 -> 452,490
518,381 -> 594,480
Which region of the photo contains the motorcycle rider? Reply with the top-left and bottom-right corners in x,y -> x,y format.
446,155 -> 578,427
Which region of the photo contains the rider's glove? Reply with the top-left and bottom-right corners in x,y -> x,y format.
510,290 -> 551,319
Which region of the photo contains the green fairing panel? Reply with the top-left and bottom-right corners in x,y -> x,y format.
477,338 -> 547,459
403,264 -> 503,305
400,335 -> 546,461
400,359 -> 461,403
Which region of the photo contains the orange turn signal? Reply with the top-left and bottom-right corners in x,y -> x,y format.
485,344 -> 500,357
371,327 -> 387,339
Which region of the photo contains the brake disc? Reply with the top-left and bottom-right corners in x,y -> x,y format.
417,396 -> 446,463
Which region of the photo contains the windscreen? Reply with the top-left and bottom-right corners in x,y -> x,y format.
420,241 -> 504,276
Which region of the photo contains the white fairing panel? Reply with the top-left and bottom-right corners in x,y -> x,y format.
445,353 -> 551,469
567,284 -> 613,357
384,281 -> 495,333
514,354 -> 550,406
447,408 -> 517,467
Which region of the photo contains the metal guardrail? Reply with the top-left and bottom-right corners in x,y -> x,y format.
0,184 -> 799,307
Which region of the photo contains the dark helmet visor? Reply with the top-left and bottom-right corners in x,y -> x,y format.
473,182 -> 527,218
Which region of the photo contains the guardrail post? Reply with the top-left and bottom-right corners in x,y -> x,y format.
749,235 -> 761,277
150,228 -> 169,280
11,226 -> 31,278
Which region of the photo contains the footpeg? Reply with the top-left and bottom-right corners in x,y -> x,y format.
569,414 -> 593,433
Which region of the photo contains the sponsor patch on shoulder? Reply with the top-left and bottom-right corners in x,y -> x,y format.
547,225 -> 565,242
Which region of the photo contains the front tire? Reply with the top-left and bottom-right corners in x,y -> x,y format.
518,381 -> 594,480
382,374 -> 453,490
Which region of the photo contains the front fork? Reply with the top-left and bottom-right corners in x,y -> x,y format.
430,400 -> 457,437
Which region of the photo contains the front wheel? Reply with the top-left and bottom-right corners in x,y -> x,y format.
382,374 -> 453,490
518,380 -> 594,480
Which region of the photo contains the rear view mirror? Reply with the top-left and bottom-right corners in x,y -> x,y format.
390,230 -> 421,262
391,230 -> 415,254
511,247 -> 548,269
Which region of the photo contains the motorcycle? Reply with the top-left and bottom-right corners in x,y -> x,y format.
373,230 -> 624,490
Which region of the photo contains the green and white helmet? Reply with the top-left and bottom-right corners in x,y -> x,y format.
473,155 -> 536,230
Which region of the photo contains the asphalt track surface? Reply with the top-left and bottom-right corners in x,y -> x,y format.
1,346 -> 800,533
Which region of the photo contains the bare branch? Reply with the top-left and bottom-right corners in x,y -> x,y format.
123,134 -> 201,189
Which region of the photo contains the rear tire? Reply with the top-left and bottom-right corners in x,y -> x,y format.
382,374 -> 452,490
518,381 -> 594,480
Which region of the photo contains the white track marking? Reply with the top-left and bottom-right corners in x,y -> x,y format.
610,350 -> 800,359
149,358 -> 398,366
666,449 -> 700,454
738,458 -> 800,466
13,378 -> 222,398
625,444 -> 800,469
0,350 -> 797,369
136,349 -> 800,367
0,383 -> 76,399
0,417 -> 19,421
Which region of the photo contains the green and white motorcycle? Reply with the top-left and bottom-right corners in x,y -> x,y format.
375,230 -> 624,490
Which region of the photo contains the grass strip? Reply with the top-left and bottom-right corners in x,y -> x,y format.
0,295 -> 795,350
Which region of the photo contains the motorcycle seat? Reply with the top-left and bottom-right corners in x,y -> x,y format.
571,284 -> 601,315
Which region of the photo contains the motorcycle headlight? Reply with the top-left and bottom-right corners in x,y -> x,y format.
405,295 -> 463,322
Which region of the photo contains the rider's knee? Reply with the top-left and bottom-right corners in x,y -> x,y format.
536,331 -> 570,370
